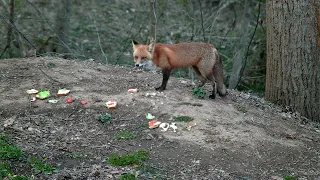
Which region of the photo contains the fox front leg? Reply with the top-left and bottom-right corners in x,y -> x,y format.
155,69 -> 171,91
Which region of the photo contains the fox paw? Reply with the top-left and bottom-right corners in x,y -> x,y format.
209,94 -> 216,99
155,87 -> 165,91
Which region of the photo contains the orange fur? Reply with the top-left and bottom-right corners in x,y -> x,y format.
132,41 -> 227,99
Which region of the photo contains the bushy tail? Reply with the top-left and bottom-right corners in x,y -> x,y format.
214,53 -> 227,97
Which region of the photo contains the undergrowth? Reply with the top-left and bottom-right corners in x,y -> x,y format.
108,149 -> 148,167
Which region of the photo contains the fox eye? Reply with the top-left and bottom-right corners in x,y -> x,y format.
134,56 -> 138,60
141,57 -> 147,60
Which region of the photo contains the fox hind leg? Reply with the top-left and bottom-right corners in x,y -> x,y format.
207,73 -> 217,99
192,66 -> 207,87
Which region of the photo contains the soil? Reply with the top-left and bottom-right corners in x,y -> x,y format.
0,57 -> 319,180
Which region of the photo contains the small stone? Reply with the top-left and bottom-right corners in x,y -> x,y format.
57,170 -> 72,180
270,176 -> 282,180
3,117 -> 15,127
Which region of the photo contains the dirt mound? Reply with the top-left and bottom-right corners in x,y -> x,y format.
0,57 -> 319,179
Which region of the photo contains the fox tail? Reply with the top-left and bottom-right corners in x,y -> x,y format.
214,53 -> 227,97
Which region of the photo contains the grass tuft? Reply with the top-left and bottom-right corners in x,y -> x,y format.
108,149 -> 148,166
120,173 -> 137,180
173,116 -> 193,122
0,135 -> 24,159
28,157 -> 57,175
115,130 -> 137,140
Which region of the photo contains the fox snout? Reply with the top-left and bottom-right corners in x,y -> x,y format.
135,63 -> 143,67
135,62 -> 145,69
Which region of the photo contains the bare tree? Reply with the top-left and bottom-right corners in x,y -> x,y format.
53,0 -> 72,56
266,0 -> 320,121
228,0 -> 252,89
148,0 -> 157,43
0,0 -> 15,58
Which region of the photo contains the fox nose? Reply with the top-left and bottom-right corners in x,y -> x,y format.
135,64 -> 140,67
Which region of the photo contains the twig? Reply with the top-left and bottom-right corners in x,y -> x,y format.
207,0 -> 235,43
0,45 -> 8,58
152,0 -> 157,42
66,105 -> 81,119
90,13 -> 108,63
38,68 -> 64,84
0,0 -> 9,12
115,15 -> 143,64
198,0 -> 206,42
0,14 -> 36,49
235,0 -> 261,89
24,0 -> 73,54
218,20 -> 236,49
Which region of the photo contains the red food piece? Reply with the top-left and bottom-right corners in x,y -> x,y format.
80,101 -> 88,105
66,97 -> 73,104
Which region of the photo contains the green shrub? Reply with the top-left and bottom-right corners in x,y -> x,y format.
192,87 -> 206,99
98,113 -> 112,124
0,136 -> 23,159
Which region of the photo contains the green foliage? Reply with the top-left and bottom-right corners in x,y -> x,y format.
284,176 -> 298,180
173,116 -> 193,122
120,173 -> 137,180
108,149 -> 148,166
115,130 -> 137,140
14,1 -> 21,7
0,135 -> 24,159
0,162 -> 12,178
9,176 -> 29,180
0,162 -> 29,180
98,113 -> 112,124
192,87 -> 206,99
28,157 -> 57,175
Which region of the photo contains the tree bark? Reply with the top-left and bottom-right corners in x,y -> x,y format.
266,0 -> 320,122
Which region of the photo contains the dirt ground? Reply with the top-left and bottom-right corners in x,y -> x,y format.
0,57 -> 319,180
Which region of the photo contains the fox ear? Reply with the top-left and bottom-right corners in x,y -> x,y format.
132,39 -> 139,45
132,39 -> 139,49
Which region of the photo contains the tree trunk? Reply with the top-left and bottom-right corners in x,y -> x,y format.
148,0 -> 156,42
228,1 -> 252,89
53,0 -> 72,56
6,0 -> 15,58
266,0 -> 320,122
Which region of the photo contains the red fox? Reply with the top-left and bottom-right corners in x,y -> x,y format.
132,40 -> 227,99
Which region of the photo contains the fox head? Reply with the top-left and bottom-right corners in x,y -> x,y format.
132,40 -> 155,68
